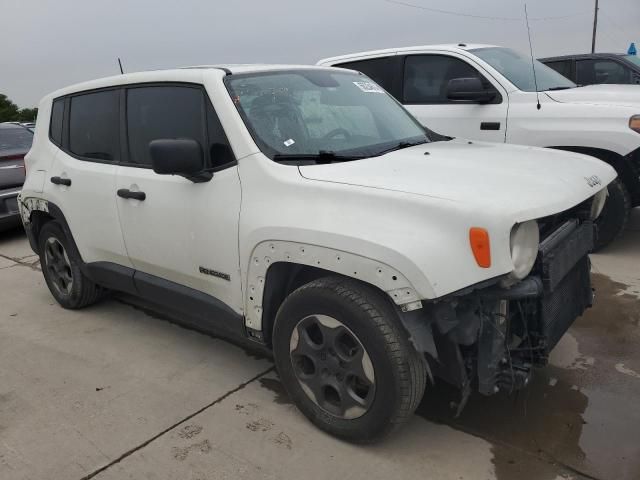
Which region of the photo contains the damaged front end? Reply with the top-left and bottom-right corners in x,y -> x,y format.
413,216 -> 595,410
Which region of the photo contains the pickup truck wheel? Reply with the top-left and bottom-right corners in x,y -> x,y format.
38,221 -> 103,309
594,178 -> 630,251
273,276 -> 426,442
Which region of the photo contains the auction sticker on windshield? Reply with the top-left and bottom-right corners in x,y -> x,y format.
353,81 -> 384,93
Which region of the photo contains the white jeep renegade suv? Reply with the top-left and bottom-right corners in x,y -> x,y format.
318,44 -> 640,249
20,65 -> 615,441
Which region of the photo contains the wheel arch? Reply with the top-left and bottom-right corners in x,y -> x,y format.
20,196 -> 84,261
245,241 -> 429,344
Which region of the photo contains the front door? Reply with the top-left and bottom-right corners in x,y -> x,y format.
115,84 -> 242,314
400,53 -> 509,142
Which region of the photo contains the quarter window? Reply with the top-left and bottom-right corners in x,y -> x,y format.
69,90 -> 119,161
50,98 -> 64,146
403,55 -> 489,104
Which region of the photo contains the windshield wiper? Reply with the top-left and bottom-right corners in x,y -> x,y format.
375,139 -> 428,156
546,86 -> 574,91
273,150 -> 365,164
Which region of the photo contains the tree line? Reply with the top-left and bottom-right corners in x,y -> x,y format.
0,94 -> 38,122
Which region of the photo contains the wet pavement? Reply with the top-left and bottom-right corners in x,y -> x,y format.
0,209 -> 639,480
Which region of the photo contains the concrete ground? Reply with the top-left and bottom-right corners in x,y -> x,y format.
0,210 -> 638,480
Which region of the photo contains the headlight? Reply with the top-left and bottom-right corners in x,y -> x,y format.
630,115 -> 640,134
590,188 -> 608,220
509,220 -> 539,281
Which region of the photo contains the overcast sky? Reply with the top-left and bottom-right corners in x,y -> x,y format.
2,0 -> 638,107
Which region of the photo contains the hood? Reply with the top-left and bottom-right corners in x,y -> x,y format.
545,84 -> 640,108
298,140 -> 617,222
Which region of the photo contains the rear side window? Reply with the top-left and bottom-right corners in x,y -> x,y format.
126,85 -> 234,168
577,59 -> 630,85
50,99 -> 64,146
69,90 -> 119,161
403,55 -> 487,104
335,57 -> 396,94
545,60 -> 573,81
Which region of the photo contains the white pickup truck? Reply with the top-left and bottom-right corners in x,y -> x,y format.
319,44 -> 640,249
20,65 -> 614,441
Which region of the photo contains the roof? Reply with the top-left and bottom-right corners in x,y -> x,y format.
42,64 -> 341,104
318,44 -> 498,65
539,53 -> 628,61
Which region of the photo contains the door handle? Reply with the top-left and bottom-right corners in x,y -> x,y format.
50,176 -> 71,186
480,122 -> 501,131
117,189 -> 146,201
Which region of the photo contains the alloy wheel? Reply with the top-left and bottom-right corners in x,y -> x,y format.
289,314 -> 375,419
44,237 -> 73,296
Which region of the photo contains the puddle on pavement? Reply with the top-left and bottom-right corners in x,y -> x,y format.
116,272 -> 640,479
417,273 -> 640,480
259,377 -> 292,405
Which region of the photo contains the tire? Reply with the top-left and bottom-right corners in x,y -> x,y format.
272,276 -> 426,442
38,221 -> 103,309
594,178 -> 631,251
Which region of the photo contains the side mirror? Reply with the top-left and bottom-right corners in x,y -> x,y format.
446,77 -> 496,103
149,138 -> 206,179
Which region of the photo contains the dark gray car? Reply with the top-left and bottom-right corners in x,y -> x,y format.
540,53 -> 640,86
0,123 -> 33,230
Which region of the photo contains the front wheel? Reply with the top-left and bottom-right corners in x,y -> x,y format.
594,178 -> 631,251
273,276 -> 426,442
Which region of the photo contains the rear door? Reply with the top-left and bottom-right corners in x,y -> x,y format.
399,53 -> 508,142
47,89 -> 132,267
115,83 -> 242,314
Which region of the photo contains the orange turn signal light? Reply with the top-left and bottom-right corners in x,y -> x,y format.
630,115 -> 640,134
469,227 -> 491,268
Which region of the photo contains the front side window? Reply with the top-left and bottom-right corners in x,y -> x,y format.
577,59 -> 629,84
126,85 -> 234,168
127,86 -> 204,166
471,47 -> 576,92
403,55 -> 489,104
69,90 -> 119,161
225,69 -> 428,160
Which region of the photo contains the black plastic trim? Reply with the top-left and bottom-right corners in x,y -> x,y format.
133,270 -> 245,338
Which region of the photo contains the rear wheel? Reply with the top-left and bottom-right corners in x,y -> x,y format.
595,178 -> 630,251
38,221 -> 103,309
273,276 -> 426,442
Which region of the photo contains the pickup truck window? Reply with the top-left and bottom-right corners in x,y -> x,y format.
471,47 -> 576,92
576,59 -> 629,85
403,55 -> 486,104
225,69 -> 428,161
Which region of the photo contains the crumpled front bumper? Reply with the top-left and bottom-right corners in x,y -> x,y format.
475,219 -> 594,395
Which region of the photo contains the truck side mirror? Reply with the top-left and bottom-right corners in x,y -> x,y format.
446,77 -> 496,104
149,138 -> 206,178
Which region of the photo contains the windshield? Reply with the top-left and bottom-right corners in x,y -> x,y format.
0,126 -> 33,153
624,55 -> 640,67
470,47 -> 577,92
225,70 -> 428,160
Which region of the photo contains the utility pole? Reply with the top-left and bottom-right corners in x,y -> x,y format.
591,0 -> 599,53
